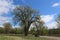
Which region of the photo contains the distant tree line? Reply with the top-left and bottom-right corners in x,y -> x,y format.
48,28 -> 60,37
0,22 -> 23,34
0,22 -> 60,37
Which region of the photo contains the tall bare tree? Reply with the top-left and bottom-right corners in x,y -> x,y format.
13,5 -> 41,36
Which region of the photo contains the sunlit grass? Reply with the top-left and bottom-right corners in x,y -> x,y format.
0,35 -> 14,40
0,34 -> 54,40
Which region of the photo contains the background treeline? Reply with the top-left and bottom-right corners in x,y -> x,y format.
0,27 -> 23,34
48,28 -> 60,37
0,22 -> 23,34
0,22 -> 60,37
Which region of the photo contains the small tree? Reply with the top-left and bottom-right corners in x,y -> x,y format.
3,22 -> 12,34
30,16 -> 44,37
0,27 -> 4,34
30,27 -> 36,35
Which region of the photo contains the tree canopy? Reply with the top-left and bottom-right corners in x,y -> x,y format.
13,5 -> 43,36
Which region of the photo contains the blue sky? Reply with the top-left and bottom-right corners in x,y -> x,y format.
0,0 -> 60,28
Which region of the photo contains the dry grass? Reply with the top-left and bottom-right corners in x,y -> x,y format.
0,34 -> 53,40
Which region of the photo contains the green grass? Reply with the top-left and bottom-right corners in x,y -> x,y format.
0,34 -> 53,40
0,35 -> 14,40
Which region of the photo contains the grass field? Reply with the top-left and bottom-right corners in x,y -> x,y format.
0,34 -> 54,40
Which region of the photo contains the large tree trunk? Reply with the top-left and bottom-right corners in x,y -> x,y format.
24,21 -> 31,36
24,26 -> 28,36
24,22 -> 29,36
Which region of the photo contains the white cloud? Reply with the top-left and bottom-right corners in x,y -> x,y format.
0,0 -> 15,15
29,14 -> 57,29
46,21 -> 57,29
41,14 -> 57,29
41,14 -> 55,23
0,0 -> 15,27
52,3 -> 60,7
0,16 -> 10,23
0,16 -> 12,27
